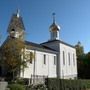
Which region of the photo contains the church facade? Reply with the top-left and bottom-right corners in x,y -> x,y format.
4,11 -> 77,80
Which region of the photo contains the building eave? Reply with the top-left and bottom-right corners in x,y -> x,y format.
41,39 -> 75,49
25,41 -> 58,54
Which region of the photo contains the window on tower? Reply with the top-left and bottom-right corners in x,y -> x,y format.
10,29 -> 15,38
11,29 -> 15,31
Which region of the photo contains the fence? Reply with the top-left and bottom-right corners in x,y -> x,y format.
31,75 -> 47,85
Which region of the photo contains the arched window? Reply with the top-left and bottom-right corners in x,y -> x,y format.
68,53 -> 70,65
44,54 -> 46,64
11,29 -> 15,31
54,56 -> 56,65
63,51 -> 65,65
73,53 -> 75,66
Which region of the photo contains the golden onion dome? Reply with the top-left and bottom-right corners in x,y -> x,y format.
49,13 -> 60,32
49,23 -> 60,32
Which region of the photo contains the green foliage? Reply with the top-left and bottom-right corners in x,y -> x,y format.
1,38 -> 25,69
46,78 -> 90,90
1,38 -> 26,80
16,78 -> 29,85
75,41 -> 84,57
26,84 -> 46,90
75,42 -> 90,79
77,52 -> 90,79
8,84 -> 25,90
47,78 -> 60,90
33,84 -> 46,90
16,78 -> 25,85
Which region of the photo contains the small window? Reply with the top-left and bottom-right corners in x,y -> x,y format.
29,52 -> 33,64
63,51 -> 65,65
54,56 -> 56,65
68,53 -> 70,65
44,54 -> 46,64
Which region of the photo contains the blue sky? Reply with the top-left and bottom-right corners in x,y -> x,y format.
0,0 -> 90,53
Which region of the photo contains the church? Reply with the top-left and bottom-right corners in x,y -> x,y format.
2,10 -> 77,82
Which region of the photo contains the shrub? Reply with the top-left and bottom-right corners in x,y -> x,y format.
16,78 -> 29,85
16,78 -> 25,85
33,84 -> 46,90
26,84 -> 46,90
8,84 -> 25,90
46,78 -> 90,90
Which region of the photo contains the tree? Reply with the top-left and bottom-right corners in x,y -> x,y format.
75,41 -> 90,79
0,51 -> 1,76
1,37 -> 27,80
75,41 -> 84,57
75,41 -> 85,78
82,52 -> 90,79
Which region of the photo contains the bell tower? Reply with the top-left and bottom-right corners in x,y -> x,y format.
49,13 -> 60,40
7,9 -> 25,40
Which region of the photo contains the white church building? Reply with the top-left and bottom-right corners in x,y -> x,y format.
4,10 -> 77,81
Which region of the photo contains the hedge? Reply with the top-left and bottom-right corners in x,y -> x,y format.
8,84 -> 25,90
46,78 -> 90,90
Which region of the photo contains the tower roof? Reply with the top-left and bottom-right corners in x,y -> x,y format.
7,10 -> 25,32
49,13 -> 60,32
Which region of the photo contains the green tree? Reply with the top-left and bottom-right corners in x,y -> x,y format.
75,41 -> 84,57
75,41 -> 85,78
0,33 -> 2,76
75,41 -> 90,79
1,38 -> 27,80
82,52 -> 90,79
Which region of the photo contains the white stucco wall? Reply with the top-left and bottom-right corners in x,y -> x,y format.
20,49 -> 34,78
20,49 -> 57,79
42,41 -> 77,79
59,43 -> 77,79
35,51 -> 56,78
20,41 -> 77,79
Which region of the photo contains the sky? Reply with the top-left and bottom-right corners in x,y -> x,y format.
0,0 -> 90,53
